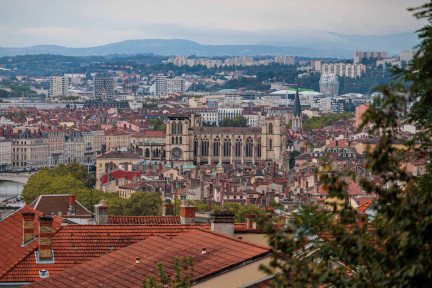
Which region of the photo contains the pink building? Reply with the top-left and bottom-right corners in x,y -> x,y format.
355,104 -> 369,128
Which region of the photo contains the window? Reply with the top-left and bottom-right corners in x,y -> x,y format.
269,139 -> 273,150
201,138 -> 209,157
223,137 -> 231,157
214,137 -> 220,156
171,122 -> 177,134
172,137 -> 175,144
235,138 -> 242,157
179,137 -> 182,144
246,137 -> 253,157
145,149 -> 150,158
175,137 -> 178,144
193,137 -> 198,157
178,123 -> 183,135
257,138 -> 261,157
269,123 -> 273,134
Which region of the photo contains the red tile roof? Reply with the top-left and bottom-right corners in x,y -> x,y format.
357,199 -> 375,213
26,229 -> 271,288
0,224 -> 203,282
0,206 -> 63,281
108,216 -> 181,225
29,195 -> 91,216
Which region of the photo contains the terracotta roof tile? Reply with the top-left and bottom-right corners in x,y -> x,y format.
29,195 -> 91,216
0,206 -> 63,280
108,216 -> 181,225
357,199 -> 375,213
1,224 -> 202,282
26,229 -> 271,288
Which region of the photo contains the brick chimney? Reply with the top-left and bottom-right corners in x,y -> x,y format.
68,195 -> 76,215
180,205 -> 196,224
38,216 -> 53,260
210,210 -> 235,237
22,212 -> 35,245
162,202 -> 174,216
245,212 -> 258,229
94,199 -> 108,224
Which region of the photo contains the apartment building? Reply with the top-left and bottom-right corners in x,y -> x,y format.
155,75 -> 185,96
217,103 -> 243,124
353,50 -> 388,64
11,137 -> 48,170
105,130 -> 130,151
0,137 -> 11,171
274,56 -> 295,65
321,63 -> 366,78
45,129 -> 65,166
49,76 -> 68,97
400,50 -> 416,63
94,76 -> 115,101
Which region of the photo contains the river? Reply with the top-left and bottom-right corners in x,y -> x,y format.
0,180 -> 24,201
0,99 -> 84,109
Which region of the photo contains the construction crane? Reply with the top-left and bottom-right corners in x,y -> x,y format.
100,64 -> 134,87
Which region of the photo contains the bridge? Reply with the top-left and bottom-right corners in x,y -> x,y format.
0,172 -> 35,184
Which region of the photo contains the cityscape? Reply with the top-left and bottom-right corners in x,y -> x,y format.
0,0 -> 430,287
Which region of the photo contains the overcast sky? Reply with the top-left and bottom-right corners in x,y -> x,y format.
0,0 -> 425,47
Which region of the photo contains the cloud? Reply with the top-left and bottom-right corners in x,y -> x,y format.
0,0 -> 426,47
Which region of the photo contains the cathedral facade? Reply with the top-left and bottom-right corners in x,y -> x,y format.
135,88 -> 302,167
136,113 -> 288,167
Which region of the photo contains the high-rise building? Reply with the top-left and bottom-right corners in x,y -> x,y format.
49,76 -> 68,97
94,77 -> 115,101
321,63 -> 365,78
400,50 -> 416,63
319,74 -> 339,97
155,75 -> 185,96
353,50 -> 388,64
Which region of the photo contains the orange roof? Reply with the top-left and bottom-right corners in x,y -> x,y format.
108,216 -> 181,225
0,206 -> 63,280
26,229 -> 271,288
357,199 -> 375,213
1,224 -> 204,282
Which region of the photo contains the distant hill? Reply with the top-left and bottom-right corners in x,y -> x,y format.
0,33 -> 419,58
0,39 -> 346,58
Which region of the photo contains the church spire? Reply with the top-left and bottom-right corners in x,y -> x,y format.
292,86 -> 303,132
293,86 -> 301,117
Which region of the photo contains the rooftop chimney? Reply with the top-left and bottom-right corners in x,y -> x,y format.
68,195 -> 76,215
162,202 -> 174,216
201,248 -> 207,255
38,216 -> 53,261
180,205 -> 196,224
94,199 -> 108,224
136,257 -> 141,264
210,210 -> 235,237
22,212 -> 35,245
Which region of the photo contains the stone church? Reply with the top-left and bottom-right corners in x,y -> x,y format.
135,88 -> 303,168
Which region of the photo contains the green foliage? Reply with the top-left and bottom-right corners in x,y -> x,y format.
289,150 -> 300,169
0,83 -> 35,98
213,77 -> 270,91
219,115 -> 248,127
124,192 -> 162,216
150,118 -> 167,131
143,256 -> 194,288
22,162 -> 162,215
302,112 -> 354,131
260,3 -> 432,287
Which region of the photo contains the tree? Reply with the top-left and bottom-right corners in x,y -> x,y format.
150,118 -> 167,131
219,115 -> 248,127
124,192 -> 163,216
289,150 -> 300,169
302,112 -> 354,131
260,3 -> 432,287
142,256 -> 194,288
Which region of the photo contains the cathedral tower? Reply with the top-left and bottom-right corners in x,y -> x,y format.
292,87 -> 303,131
